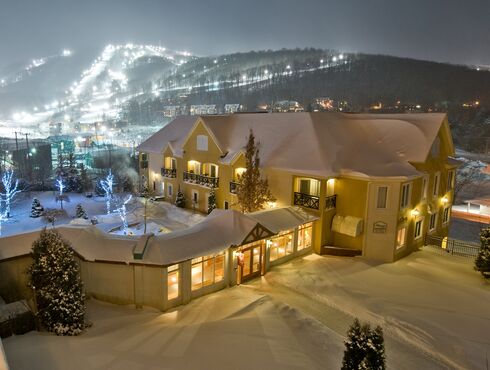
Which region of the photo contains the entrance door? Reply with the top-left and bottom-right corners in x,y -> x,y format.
239,242 -> 263,283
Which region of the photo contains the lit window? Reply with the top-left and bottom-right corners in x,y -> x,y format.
443,207 -> 450,224
446,170 -> 454,191
422,176 -> 428,200
376,186 -> 388,209
400,183 -> 411,209
429,212 -> 437,231
269,230 -> 294,261
396,227 -> 407,249
167,265 -> 179,300
298,223 -> 313,251
191,253 -> 225,291
414,219 -> 423,239
433,173 -> 440,197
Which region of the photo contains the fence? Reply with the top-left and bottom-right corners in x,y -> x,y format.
425,235 -> 480,258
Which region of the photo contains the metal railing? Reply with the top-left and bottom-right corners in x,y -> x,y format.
325,194 -> 337,210
161,168 -> 177,178
425,235 -> 480,258
183,171 -> 219,188
293,192 -> 320,210
230,181 -> 240,194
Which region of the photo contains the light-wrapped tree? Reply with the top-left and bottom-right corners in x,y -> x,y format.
27,228 -> 85,335
236,130 -> 275,213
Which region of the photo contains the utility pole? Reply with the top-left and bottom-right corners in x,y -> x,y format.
14,131 -> 20,151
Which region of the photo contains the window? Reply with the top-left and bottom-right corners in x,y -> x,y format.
298,223 -> 313,251
188,160 -> 201,174
191,253 -> 225,291
192,190 -> 199,204
165,157 -> 176,169
203,163 -> 218,177
297,178 -> 320,196
400,183 -> 411,209
376,186 -> 388,209
167,184 -> 173,197
414,219 -> 423,239
153,181 -> 156,191
197,135 -> 208,151
167,265 -> 179,300
433,173 -> 440,197
446,170 -> 454,191
224,201 -> 229,210
443,207 -> 450,224
396,227 -> 407,249
268,230 -> 294,261
429,212 -> 437,231
422,176 -> 429,200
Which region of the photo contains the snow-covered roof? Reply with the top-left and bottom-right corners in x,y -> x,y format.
0,208 -> 314,266
249,206 -> 318,234
143,209 -> 261,266
0,225 -> 138,264
137,112 -> 448,178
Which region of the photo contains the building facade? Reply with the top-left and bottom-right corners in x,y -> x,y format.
138,112 -> 457,262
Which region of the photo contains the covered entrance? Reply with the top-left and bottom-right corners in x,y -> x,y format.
237,241 -> 265,283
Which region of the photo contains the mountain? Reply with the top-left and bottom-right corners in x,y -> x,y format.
1,45 -> 489,148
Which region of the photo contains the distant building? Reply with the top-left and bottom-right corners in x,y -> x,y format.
273,100 -> 304,112
312,97 -> 334,112
224,104 -> 243,114
190,105 -> 217,115
163,105 -> 187,117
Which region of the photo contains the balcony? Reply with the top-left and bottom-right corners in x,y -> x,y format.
161,168 -> 177,178
293,192 -> 320,210
229,181 -> 240,194
183,172 -> 219,188
325,194 -> 337,210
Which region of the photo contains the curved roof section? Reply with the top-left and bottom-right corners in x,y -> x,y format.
137,112 -> 447,178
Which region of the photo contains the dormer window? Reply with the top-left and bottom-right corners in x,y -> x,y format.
197,135 -> 208,151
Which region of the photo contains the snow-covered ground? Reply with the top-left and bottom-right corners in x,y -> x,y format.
1,192 -> 204,237
4,249 -> 489,370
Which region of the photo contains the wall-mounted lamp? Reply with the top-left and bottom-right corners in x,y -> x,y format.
411,208 -> 420,218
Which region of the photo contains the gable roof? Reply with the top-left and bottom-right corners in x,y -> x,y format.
139,112 -> 447,178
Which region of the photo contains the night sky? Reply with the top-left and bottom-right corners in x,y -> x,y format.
1,0 -> 489,68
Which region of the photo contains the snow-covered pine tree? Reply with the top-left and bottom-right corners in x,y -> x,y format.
342,319 -> 386,370
207,187 -> 217,214
364,325 -> 386,369
342,318 -> 367,370
475,227 -> 490,278
30,198 -> 44,218
236,130 -> 275,213
27,228 -> 85,336
175,188 -> 186,208
75,204 -> 88,219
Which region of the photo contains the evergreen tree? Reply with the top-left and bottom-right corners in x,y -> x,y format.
207,187 -> 217,214
79,164 -> 91,192
342,319 -> 367,370
175,188 -> 186,208
475,227 -> 490,278
236,130 -> 275,213
30,198 -> 44,218
75,204 -> 88,219
342,319 -> 386,370
27,229 -> 85,336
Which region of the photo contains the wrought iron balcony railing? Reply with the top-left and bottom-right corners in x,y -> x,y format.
293,192 -> 320,210
183,172 -> 219,188
161,168 -> 177,178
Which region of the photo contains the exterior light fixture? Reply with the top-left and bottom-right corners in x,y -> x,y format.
441,196 -> 449,205
411,208 -> 420,218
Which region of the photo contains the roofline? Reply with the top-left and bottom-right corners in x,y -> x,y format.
181,117 -> 225,156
